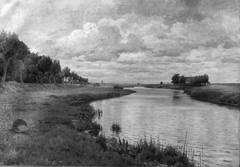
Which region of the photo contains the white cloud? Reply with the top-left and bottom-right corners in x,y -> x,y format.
0,0 -> 239,83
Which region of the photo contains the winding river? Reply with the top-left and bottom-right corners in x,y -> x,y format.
91,87 -> 239,167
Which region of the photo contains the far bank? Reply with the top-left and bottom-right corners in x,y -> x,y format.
183,84 -> 240,107
147,84 -> 240,107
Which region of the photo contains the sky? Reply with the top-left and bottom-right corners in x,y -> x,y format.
0,0 -> 239,83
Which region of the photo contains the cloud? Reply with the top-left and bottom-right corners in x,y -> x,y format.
0,0 -> 239,83
117,52 -> 147,64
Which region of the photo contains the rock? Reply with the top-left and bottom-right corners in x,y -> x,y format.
12,119 -> 28,133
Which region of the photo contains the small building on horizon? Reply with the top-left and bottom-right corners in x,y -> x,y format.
185,77 -> 195,84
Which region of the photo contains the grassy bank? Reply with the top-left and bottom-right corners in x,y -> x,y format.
184,84 -> 240,107
145,83 -> 240,107
144,84 -> 191,90
0,83 -> 195,166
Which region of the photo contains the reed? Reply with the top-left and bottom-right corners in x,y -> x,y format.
106,134 -> 197,167
111,123 -> 122,134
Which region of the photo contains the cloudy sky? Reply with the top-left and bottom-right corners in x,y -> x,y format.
0,0 -> 239,83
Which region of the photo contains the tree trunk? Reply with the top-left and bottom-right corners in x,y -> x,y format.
49,75 -> 52,84
1,58 -> 9,83
20,74 -> 23,83
35,76 -> 39,83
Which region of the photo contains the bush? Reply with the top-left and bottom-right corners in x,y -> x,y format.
113,85 -> 123,90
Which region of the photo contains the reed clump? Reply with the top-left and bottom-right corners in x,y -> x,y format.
105,135 -> 196,167
111,123 -> 122,134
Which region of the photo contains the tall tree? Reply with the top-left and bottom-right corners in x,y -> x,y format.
171,74 -> 180,84
24,53 -> 40,83
202,74 -> 209,83
37,56 -> 52,83
50,60 -> 61,84
0,30 -> 20,83
178,75 -> 186,84
12,59 -> 25,83
62,67 -> 71,78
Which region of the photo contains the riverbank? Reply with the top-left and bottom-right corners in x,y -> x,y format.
184,84 -> 240,107
0,83 -> 194,166
145,83 -> 240,107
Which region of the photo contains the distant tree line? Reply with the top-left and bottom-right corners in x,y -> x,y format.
0,30 -> 88,84
171,74 -> 209,86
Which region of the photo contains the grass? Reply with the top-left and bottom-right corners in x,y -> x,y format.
105,135 -> 196,167
0,106 -> 197,166
111,123 -> 122,134
185,84 -> 240,106
0,126 -> 135,166
0,83 -> 197,166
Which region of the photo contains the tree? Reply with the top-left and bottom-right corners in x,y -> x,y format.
0,30 -> 20,83
24,53 -> 40,83
62,67 -> 71,78
178,75 -> 186,84
202,74 -> 209,83
50,60 -> 61,84
37,56 -> 52,83
171,74 -> 180,84
12,59 -> 25,83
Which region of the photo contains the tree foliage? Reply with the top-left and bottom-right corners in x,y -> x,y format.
171,74 -> 180,84
0,30 -> 20,82
171,73 -> 209,86
0,30 -> 88,84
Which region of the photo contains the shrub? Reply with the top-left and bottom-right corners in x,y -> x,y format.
113,85 -> 123,90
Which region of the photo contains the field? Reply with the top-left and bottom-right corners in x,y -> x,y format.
0,83 -> 194,166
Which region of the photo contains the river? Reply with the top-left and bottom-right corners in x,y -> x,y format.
91,87 -> 239,167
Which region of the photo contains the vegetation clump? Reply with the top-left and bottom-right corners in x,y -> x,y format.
171,73 -> 209,86
113,85 -> 123,90
106,137 -> 195,167
0,30 -> 88,85
111,123 -> 122,134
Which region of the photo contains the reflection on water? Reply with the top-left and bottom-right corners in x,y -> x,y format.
91,87 -> 239,167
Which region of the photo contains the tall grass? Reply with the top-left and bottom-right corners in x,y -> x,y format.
104,132 -> 198,167
111,123 -> 122,135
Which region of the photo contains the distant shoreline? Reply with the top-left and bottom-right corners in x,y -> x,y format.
144,84 -> 240,107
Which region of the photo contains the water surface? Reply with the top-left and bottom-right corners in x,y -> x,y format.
91,87 -> 239,167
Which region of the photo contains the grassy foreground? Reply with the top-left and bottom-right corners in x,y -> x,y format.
0,83 -> 194,166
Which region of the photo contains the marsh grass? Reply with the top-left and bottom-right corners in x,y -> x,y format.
0,126 -> 135,166
111,123 -> 122,135
0,113 -> 197,166
185,85 -> 240,106
106,134 -> 196,167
